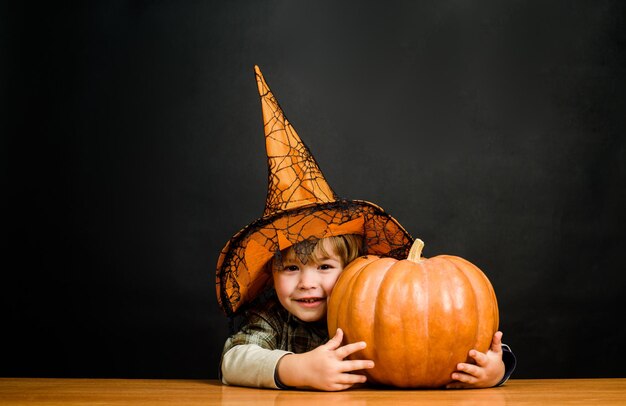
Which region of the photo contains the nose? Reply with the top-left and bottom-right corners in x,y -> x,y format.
297,269 -> 318,290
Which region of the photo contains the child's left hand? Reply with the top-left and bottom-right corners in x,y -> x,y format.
446,331 -> 506,389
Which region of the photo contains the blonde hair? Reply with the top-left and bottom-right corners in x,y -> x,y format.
270,234 -> 364,271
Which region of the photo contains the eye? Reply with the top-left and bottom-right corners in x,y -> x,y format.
283,265 -> 299,272
319,264 -> 333,270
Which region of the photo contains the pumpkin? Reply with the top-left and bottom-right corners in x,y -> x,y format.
327,239 -> 499,388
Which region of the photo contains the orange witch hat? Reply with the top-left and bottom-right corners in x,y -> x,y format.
255,65 -> 336,215
216,66 -> 413,316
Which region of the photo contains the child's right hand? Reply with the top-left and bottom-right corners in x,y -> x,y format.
277,328 -> 375,391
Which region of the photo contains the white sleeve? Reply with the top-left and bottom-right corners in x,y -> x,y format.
221,344 -> 293,388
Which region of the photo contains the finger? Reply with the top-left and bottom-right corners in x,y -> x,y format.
328,378 -> 366,392
340,359 -> 375,372
455,363 -> 482,378
450,371 -> 478,385
469,349 -> 489,367
337,372 -> 368,385
491,331 -> 503,353
324,373 -> 368,391
335,341 -> 367,359
325,328 -> 344,350
327,383 -> 353,392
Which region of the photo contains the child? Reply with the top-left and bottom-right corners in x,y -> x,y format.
220,235 -> 515,390
221,234 -> 373,390
216,66 -> 516,391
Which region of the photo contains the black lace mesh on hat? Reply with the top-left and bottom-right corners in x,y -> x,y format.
217,199 -> 412,318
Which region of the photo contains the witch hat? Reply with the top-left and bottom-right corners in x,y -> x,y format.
216,66 -> 413,316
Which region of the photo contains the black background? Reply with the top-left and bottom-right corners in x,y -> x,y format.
4,1 -> 625,379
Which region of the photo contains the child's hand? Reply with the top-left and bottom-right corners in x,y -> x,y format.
446,331 -> 506,389
277,328 -> 375,391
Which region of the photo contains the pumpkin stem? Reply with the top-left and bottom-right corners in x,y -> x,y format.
407,239 -> 425,263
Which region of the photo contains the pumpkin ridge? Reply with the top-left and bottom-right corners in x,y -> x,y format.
457,257 -> 478,365
451,256 -> 500,335
438,257 -> 457,379
335,257 -> 370,343
459,256 -> 482,361
441,255 -> 492,356
360,258 -> 396,382
393,260 -> 423,386
426,256 -> 457,386
430,256 -> 472,382
373,259 -> 406,385
394,258 -> 429,386
422,260 -> 430,386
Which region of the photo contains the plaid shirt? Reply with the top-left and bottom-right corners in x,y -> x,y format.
222,298 -> 329,356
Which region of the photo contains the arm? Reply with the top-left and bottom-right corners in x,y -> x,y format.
446,331 -> 516,389
220,308 -> 289,389
221,344 -> 292,388
277,328 -> 375,391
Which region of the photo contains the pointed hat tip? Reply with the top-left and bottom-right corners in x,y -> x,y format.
254,65 -> 269,97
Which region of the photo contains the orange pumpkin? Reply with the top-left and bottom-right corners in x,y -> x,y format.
327,239 -> 499,388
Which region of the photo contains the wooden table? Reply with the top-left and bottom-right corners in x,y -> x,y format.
1,378 -> 625,405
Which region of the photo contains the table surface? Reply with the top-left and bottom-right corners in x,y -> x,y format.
1,378 -> 625,405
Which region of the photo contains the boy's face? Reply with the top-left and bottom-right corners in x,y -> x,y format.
272,241 -> 344,323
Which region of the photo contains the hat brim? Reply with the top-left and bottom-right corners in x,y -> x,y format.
216,199 -> 413,316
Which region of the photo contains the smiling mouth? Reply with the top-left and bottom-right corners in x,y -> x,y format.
295,298 -> 324,303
